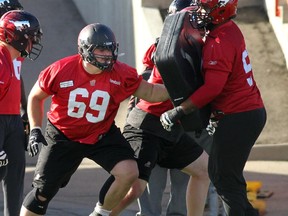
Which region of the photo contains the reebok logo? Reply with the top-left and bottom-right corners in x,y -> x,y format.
110,79 -> 121,85
208,61 -> 218,65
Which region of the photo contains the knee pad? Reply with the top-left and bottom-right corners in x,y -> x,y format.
22,188 -> 50,215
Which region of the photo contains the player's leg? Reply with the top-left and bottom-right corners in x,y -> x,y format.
158,133 -> 210,216
21,121 -> 83,216
2,116 -> 26,216
107,124 -> 159,216
166,168 -> 189,216
0,118 -> 8,180
183,151 -> 210,216
89,125 -> 139,216
209,108 -> 266,216
137,165 -> 168,216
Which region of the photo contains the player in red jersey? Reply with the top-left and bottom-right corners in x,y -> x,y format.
0,5 -> 43,216
160,1 -> 266,216
20,23 -> 168,216
110,4 -> 211,216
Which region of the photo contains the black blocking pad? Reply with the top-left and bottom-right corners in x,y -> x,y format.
155,11 -> 210,131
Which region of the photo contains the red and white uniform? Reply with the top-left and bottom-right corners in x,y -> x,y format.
137,44 -> 174,117
189,20 -> 264,114
38,54 -> 142,144
0,46 -> 23,114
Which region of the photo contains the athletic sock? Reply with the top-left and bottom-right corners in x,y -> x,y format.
89,202 -> 112,216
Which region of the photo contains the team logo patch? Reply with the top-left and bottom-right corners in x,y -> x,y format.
60,80 -> 73,88
90,80 -> 96,86
9,20 -> 31,31
219,0 -> 229,7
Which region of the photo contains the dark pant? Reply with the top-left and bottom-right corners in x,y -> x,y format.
208,108 -> 266,216
0,115 -> 26,216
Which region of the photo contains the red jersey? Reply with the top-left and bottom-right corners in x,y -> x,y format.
38,54 -> 142,144
190,20 -> 264,114
0,46 -> 22,114
137,44 -> 173,117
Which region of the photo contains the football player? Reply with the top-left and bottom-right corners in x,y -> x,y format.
20,23 -> 168,216
0,6 -> 43,216
160,1 -> 266,215
110,1 -> 211,216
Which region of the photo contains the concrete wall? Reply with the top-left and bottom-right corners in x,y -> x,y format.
265,0 -> 288,70
72,0 -> 135,67
72,0 -> 165,71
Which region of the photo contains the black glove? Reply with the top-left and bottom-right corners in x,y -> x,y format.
27,128 -> 48,157
21,113 -> 30,150
206,118 -> 218,136
0,150 -> 8,167
160,106 -> 185,131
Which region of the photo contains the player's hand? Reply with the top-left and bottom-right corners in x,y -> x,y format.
27,128 -> 48,157
0,150 -> 8,167
160,106 -> 184,131
206,118 -> 218,136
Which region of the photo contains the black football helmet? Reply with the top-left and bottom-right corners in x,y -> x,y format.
78,23 -> 118,71
0,0 -> 23,16
0,10 -> 43,60
168,0 -> 192,14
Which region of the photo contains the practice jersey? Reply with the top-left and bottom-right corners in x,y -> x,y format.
190,20 -> 264,114
38,54 -> 142,144
0,46 -> 22,114
137,44 -> 173,117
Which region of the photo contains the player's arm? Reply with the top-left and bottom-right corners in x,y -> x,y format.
27,81 -> 49,157
133,79 -> 169,103
160,69 -> 228,131
27,81 -> 49,129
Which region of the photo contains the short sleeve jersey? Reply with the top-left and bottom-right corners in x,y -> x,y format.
0,46 -> 22,114
38,54 -> 142,144
137,44 -> 173,117
190,21 -> 264,114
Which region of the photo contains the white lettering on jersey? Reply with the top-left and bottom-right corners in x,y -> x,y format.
60,81 -> 74,88
109,79 -> 121,85
13,59 -> 21,80
67,88 -> 110,123
242,49 -> 254,87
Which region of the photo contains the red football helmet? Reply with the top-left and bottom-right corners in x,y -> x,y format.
0,10 -> 43,60
191,0 -> 238,27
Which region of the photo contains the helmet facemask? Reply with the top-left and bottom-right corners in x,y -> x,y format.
190,5 -> 212,29
21,29 -> 43,60
84,42 -> 118,71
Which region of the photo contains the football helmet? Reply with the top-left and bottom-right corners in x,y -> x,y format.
190,0 -> 238,28
0,10 -> 43,60
78,23 -> 118,71
0,0 -> 23,16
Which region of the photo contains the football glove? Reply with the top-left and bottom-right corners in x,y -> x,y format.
0,150 -> 8,167
27,128 -> 48,157
206,118 -> 218,136
160,106 -> 184,131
